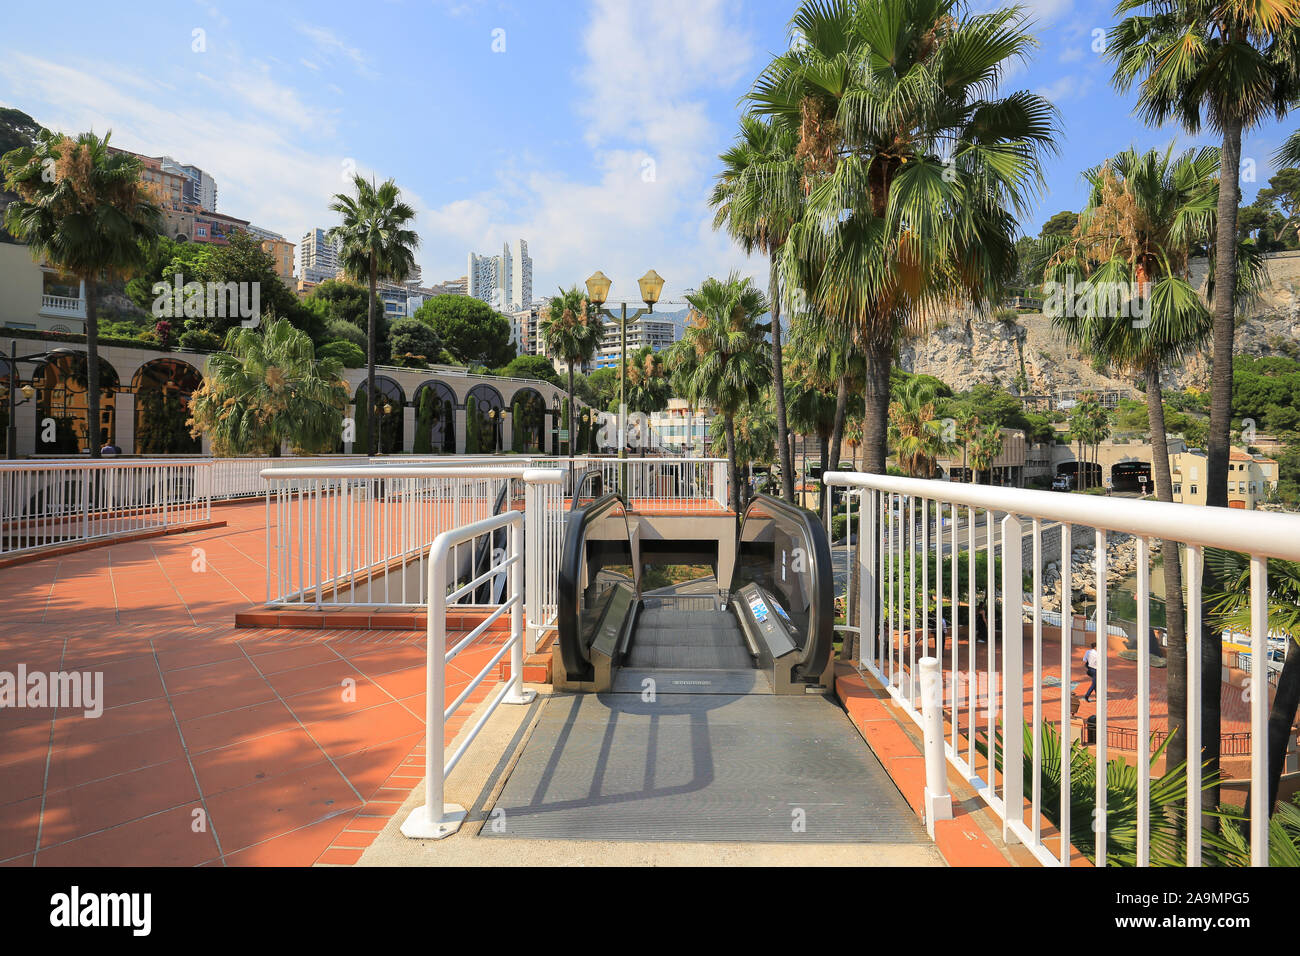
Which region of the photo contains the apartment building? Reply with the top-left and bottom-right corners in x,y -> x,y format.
1171,447 -> 1279,509
300,228 -> 340,285
245,225 -> 295,283
467,240 -> 532,312
592,311 -> 685,369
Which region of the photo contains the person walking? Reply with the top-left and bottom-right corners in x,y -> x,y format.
1082,642 -> 1099,702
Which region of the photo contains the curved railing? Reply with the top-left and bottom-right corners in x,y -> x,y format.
556,493 -> 639,682
732,492 -> 835,684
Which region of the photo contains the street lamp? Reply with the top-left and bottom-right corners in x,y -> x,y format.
584,269 -> 664,472
6,341 -> 75,460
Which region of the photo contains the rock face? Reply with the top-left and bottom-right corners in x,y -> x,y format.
897,252 -> 1300,395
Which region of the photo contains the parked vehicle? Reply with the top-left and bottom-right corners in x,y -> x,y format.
1051,475 -> 1073,492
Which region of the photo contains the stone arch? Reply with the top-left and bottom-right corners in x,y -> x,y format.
353,376 -> 406,455
465,383 -> 504,454
509,387 -> 546,453
413,380 -> 457,454
35,353 -> 120,454
131,358 -> 203,455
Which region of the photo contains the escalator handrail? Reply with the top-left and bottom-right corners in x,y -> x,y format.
733,492 -> 834,682
556,492 -> 639,680
471,478 -> 514,603
569,468 -> 605,510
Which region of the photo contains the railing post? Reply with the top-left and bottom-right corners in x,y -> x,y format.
504,518 -> 536,706
920,656 -> 952,839
1001,513 -> 1024,845
400,538 -> 467,840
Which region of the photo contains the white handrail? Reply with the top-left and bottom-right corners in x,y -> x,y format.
824,470 -> 1299,867
400,510 -> 535,840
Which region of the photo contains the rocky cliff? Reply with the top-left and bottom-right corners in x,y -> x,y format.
897,252 -> 1300,396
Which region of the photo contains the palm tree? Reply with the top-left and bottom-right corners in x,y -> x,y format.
2,130 -> 161,457
328,175 -> 419,456
540,286 -> 602,463
709,115 -> 803,503
889,377 -> 956,478
748,0 -> 1058,476
1108,0 -> 1300,511
188,318 -> 348,455
969,423 -> 1005,485
957,410 -> 983,483
1048,144 -> 1218,777
679,275 -> 773,512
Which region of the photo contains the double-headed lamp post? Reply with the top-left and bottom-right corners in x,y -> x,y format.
584,269 -> 664,467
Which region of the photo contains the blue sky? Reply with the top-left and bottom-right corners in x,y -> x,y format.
1,0 -> 1294,302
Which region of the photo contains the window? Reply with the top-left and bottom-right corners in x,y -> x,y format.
1191,485 -> 1198,495
1173,483 -> 1181,494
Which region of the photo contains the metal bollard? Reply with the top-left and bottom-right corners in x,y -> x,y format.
920,656 -> 952,838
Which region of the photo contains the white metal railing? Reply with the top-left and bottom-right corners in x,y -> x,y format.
261,465 -> 563,616
400,510 -> 536,839
0,459 -> 212,556
565,457 -> 730,511
824,470 -> 1300,868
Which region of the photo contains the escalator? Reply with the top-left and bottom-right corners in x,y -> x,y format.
554,491 -> 834,695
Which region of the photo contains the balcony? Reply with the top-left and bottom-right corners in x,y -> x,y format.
40,293 -> 87,319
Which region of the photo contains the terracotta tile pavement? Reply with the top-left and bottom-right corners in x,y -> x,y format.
0,500 -> 506,866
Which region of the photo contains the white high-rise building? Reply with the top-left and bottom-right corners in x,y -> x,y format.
300,228 -> 340,284
467,239 -> 533,312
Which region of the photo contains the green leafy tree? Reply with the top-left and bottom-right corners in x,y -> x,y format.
388,317 -> 442,368
414,295 -> 514,367
709,114 -> 802,502
2,130 -> 162,456
1108,0 -> 1300,514
329,175 -> 419,455
888,376 -> 956,478
749,0 -> 1058,475
188,318 -> 347,455
496,353 -> 561,385
465,396 -> 480,454
539,286 -> 602,460
679,274 -> 773,512
317,340 -> 364,368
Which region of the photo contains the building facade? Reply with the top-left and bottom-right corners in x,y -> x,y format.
592,312 -> 684,369
467,240 -> 532,312
299,228 -> 340,285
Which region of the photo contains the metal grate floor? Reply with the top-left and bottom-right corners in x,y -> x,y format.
480,692 -> 930,844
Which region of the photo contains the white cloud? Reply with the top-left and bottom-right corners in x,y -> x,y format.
417,0 -> 761,298
293,23 -> 377,79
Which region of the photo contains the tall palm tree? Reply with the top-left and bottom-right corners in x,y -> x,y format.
2,130 -> 161,457
188,317 -> 348,456
1108,0 -> 1300,511
748,0 -> 1058,475
679,275 -> 773,512
968,423 -> 1005,484
956,409 -> 983,482
709,115 -> 803,503
889,377 -> 956,478
540,286 -> 602,463
329,175 -> 419,456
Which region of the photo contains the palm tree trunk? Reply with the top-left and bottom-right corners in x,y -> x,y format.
724,412 -> 740,514
828,376 -> 849,479
84,277 -> 101,458
863,340 -> 890,475
770,254 -> 795,504
1265,637 -> 1300,816
566,366 -> 575,466
367,251 -> 379,458
1146,366 -> 1189,775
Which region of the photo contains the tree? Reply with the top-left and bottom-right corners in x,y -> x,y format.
188,318 -> 347,455
1108,0 -> 1300,514
710,114 -> 802,503
1040,210 -> 1080,238
749,0 -> 1057,477
318,340 -> 364,368
465,396 -> 480,454
414,295 -> 514,367
889,376 -> 956,478
539,286 -> 602,460
2,130 -> 162,456
0,107 -> 47,243
388,317 -> 441,368
496,354 -> 561,384
329,175 -> 419,455
624,346 -> 670,416
679,275 -> 773,512
968,423 -> 1005,484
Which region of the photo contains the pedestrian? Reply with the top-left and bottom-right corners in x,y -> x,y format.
975,599 -> 989,644
1082,641 -> 1099,702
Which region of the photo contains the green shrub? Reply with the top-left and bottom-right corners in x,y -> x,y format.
317,340 -> 364,368
178,328 -> 223,352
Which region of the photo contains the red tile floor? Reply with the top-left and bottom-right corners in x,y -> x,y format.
0,501 -> 504,866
